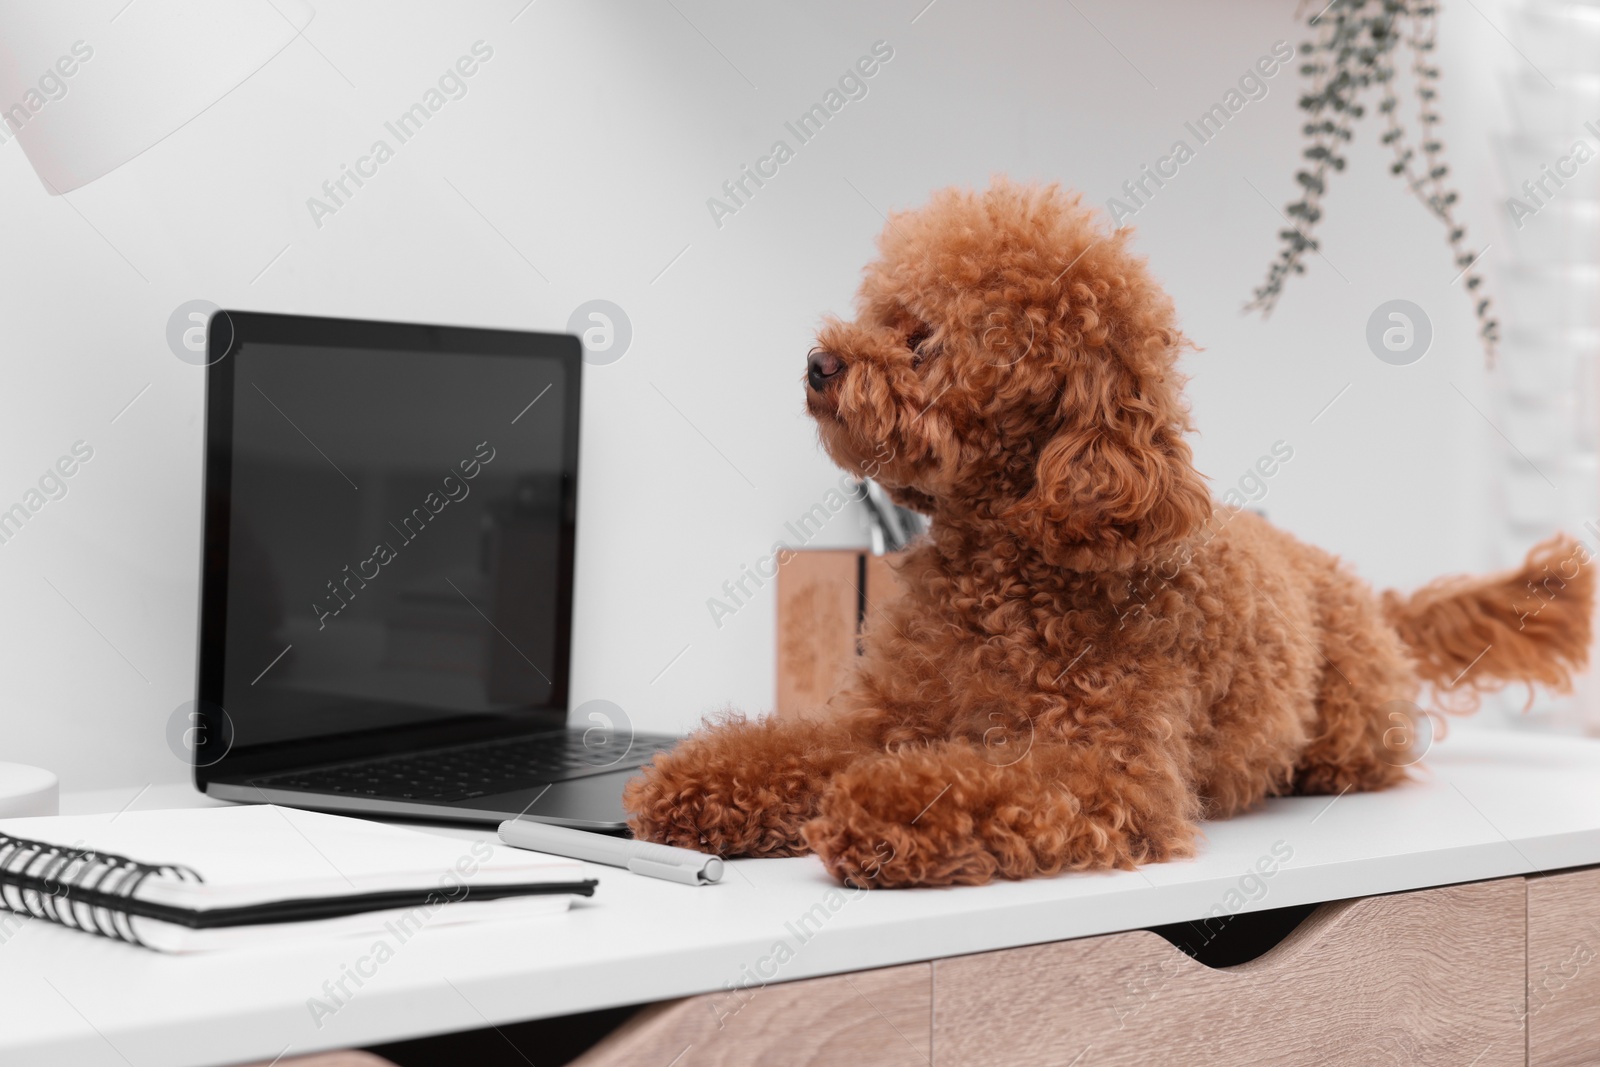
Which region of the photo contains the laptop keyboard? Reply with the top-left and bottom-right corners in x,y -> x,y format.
249,731 -> 678,803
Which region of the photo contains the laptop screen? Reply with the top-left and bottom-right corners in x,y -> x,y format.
197,314 -> 580,767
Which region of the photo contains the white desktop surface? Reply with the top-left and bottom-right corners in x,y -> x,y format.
4,727 -> 1599,1067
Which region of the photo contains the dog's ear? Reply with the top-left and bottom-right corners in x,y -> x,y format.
1007,359 -> 1212,572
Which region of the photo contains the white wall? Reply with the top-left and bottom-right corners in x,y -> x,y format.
0,0 -> 1517,791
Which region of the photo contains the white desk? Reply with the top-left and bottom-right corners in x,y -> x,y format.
4,727 -> 1600,1067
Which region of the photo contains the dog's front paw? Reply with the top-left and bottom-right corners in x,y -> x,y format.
622,723 -> 819,857
802,749 -> 1002,888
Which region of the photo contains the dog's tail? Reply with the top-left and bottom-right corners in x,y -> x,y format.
1380,533 -> 1595,708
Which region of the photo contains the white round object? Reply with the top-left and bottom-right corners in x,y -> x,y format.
0,763 -> 58,819
0,0 -> 315,193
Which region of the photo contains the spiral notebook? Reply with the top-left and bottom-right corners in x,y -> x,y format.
0,804 -> 595,953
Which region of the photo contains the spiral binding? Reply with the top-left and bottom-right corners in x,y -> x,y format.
0,832 -> 203,947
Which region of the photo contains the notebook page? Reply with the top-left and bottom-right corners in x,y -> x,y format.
0,804 -> 584,910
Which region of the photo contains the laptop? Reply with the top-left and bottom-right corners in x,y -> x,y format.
193,311 -> 677,829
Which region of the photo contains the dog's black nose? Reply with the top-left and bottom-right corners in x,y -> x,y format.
807,349 -> 845,392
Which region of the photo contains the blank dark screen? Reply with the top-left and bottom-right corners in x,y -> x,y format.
220,343 -> 567,748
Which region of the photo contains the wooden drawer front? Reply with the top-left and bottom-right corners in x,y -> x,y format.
934,879 -> 1526,1067
570,962 -> 930,1067
1529,866 -> 1600,1067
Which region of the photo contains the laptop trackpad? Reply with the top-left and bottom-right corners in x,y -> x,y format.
458,770 -> 641,831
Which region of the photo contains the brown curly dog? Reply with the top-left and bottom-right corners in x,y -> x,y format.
625,178 -> 1595,889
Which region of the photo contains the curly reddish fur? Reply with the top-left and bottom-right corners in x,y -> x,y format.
625,178 -> 1595,889
1382,533 -> 1595,709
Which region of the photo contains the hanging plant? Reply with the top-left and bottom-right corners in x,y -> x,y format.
1247,0 -> 1498,363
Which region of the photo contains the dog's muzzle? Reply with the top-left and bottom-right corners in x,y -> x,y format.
807,349 -> 845,392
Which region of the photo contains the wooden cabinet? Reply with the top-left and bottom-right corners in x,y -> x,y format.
257,871 -> 1600,1066
1528,866 -> 1600,1067
572,962 -> 930,1066
935,879 -> 1525,1067
571,877 -> 1547,1066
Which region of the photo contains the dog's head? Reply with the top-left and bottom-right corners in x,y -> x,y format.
806,178 -> 1211,573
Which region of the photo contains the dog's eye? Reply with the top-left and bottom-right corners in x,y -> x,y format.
906,325 -> 934,368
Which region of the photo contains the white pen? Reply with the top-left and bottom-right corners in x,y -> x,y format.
497,818 -> 724,886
